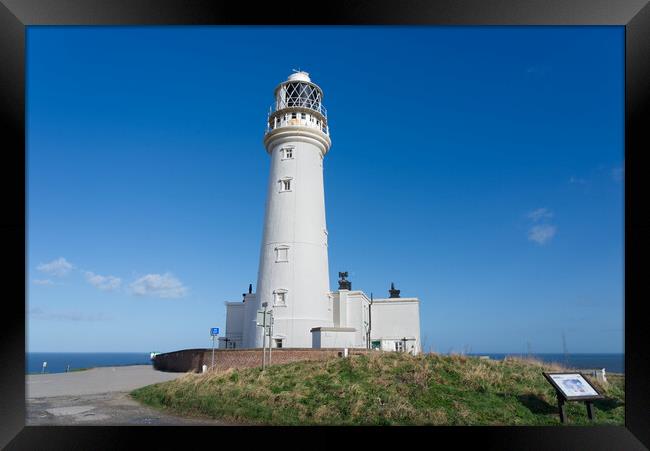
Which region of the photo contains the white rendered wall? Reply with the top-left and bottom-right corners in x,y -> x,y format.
370,298 -> 421,354
222,302 -> 245,349
245,128 -> 333,348
345,291 -> 370,348
330,290 -> 421,351
241,293 -> 258,348
312,329 -> 357,348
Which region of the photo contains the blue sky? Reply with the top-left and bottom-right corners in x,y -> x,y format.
27,26 -> 624,354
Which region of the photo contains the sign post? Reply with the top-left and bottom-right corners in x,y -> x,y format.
543,372 -> 604,423
257,304 -> 271,369
400,337 -> 416,354
210,327 -> 220,369
268,312 -> 274,365
263,304 -> 267,369
256,305 -> 274,369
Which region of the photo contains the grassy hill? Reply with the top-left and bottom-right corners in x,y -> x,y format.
131,352 -> 624,426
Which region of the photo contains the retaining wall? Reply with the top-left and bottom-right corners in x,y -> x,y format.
153,348 -> 371,373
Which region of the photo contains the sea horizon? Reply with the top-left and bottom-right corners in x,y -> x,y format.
466,352 -> 624,374
27,352 -> 152,374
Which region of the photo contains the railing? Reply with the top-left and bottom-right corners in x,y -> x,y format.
265,117 -> 329,135
270,99 -> 327,118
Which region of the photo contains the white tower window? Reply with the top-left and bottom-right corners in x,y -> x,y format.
281,146 -> 294,160
273,288 -> 288,306
279,177 -> 293,192
275,245 -> 289,262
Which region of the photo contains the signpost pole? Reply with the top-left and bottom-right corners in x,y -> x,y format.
209,327 -> 220,370
269,312 -> 273,366
211,335 -> 215,369
262,303 -> 268,370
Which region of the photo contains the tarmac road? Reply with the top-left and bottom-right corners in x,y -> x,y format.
27,365 -> 185,398
26,365 -> 228,425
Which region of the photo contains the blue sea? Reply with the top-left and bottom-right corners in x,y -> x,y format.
466,353 -> 624,374
27,352 -> 151,374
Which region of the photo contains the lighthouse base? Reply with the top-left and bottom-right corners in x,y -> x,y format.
221,288 -> 422,355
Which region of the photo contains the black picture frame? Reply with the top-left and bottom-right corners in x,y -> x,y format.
1,0 -> 648,449
543,372 -> 605,402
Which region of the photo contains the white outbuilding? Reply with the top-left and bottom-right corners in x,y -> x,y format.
220,71 -> 421,354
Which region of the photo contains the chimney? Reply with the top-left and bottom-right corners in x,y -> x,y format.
389,282 -> 401,298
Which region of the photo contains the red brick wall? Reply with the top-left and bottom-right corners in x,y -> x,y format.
152,348 -> 206,373
153,348 -> 371,373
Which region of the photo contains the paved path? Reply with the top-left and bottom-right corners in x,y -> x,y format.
27,365 -> 185,398
26,365 -> 227,425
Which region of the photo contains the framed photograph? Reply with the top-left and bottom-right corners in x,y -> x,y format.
1,0 -> 649,449
543,372 -> 604,401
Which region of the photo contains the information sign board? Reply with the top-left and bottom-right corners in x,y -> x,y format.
544,372 -> 603,401
543,372 -> 604,423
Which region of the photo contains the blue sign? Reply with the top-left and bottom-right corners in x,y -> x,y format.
210,327 -> 220,336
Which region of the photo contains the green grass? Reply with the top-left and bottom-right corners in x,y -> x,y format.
131,352 -> 624,426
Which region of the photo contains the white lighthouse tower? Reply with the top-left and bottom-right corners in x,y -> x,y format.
242,71 -> 333,348
222,71 -> 421,353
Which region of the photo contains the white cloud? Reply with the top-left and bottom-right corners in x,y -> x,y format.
527,208 -> 553,222
526,208 -> 557,245
29,307 -> 110,322
33,279 -> 55,286
129,272 -> 188,298
36,257 -> 73,277
84,271 -> 121,292
528,224 -> 557,245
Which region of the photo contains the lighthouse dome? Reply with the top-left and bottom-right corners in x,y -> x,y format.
288,71 -> 311,82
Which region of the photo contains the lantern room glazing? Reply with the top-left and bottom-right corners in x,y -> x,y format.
266,71 -> 329,135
